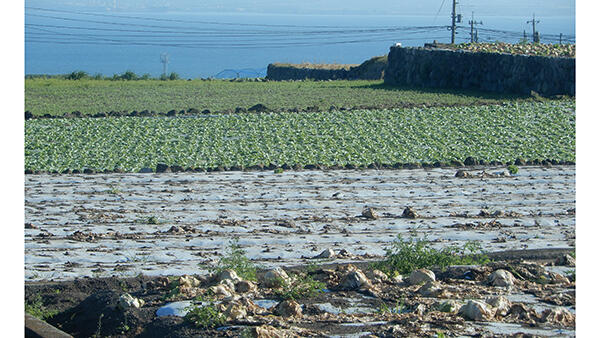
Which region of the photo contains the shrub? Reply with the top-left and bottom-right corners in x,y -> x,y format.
373,234 -> 489,276
184,303 -> 225,329
212,239 -> 257,281
65,71 -> 88,80
275,272 -> 325,300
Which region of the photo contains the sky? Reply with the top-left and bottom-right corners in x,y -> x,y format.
25,0 -> 576,17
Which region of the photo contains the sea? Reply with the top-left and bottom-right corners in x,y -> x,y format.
25,10 -> 576,79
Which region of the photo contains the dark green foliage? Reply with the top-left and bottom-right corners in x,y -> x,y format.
65,71 -> 89,80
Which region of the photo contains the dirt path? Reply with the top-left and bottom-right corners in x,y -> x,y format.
25,166 -> 575,282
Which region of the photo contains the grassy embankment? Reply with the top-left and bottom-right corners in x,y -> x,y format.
25,78 -> 536,117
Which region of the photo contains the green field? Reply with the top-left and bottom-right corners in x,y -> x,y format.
24,78 -> 532,117
25,100 -> 575,173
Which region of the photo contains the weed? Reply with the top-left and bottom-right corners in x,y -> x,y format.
507,165 -> 519,175
211,238 -> 257,281
184,303 -> 226,329
373,234 -> 489,276
275,272 -> 326,300
92,313 -> 104,338
566,270 -> 575,281
25,294 -> 59,320
273,168 -> 284,174
107,184 -> 121,194
377,298 -> 406,314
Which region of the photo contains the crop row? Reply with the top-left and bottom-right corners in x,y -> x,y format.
24,101 -> 575,173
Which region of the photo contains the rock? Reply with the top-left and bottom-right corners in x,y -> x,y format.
235,280 -> 257,293
178,275 -> 200,288
263,267 -> 291,288
273,300 -> 303,317
339,269 -> 371,290
371,269 -> 388,282
418,280 -> 443,297
392,274 -> 404,284
313,248 -> 336,259
409,268 -> 436,285
209,283 -> 235,298
437,300 -> 461,314
488,269 -> 516,287
156,163 -> 170,173
218,269 -> 241,283
248,325 -> 290,338
555,254 -> 575,267
402,206 -> 418,218
458,300 -> 495,321
507,303 -> 537,321
414,303 -> 427,316
362,207 -> 378,219
548,272 -> 571,284
138,167 -> 154,173
118,293 -> 145,309
337,249 -> 351,257
219,278 -> 237,291
541,307 -> 575,326
486,296 -> 511,316
224,301 -> 247,321
455,170 -> 473,178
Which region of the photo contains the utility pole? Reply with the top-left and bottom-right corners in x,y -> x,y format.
451,0 -> 457,44
160,53 -> 169,76
469,12 -> 483,43
559,33 -> 563,44
527,13 -> 540,43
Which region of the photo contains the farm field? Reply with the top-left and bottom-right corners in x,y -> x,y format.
25,100 -> 575,173
24,78 -> 533,117
24,76 -> 576,336
25,166 -> 575,337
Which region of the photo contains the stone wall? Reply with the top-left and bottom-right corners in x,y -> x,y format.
266,56 -> 386,81
384,47 -> 575,96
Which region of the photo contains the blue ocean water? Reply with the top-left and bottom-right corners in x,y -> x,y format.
25,10 -> 575,78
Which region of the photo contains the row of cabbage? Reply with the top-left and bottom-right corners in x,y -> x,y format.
25,101 -> 575,172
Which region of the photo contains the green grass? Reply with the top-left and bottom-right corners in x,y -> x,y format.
24,78 -> 533,117
373,234 -> 490,276
25,100 -> 575,173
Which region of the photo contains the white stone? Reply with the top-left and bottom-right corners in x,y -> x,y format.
218,269 -> 241,283
263,267 -> 291,288
118,293 -> 145,309
459,300 -> 495,321
488,269 -> 516,287
409,268 -> 436,285
339,269 -> 371,290
486,296 -> 511,316
314,248 -> 336,259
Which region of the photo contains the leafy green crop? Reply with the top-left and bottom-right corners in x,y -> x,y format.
24,101 -> 575,172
